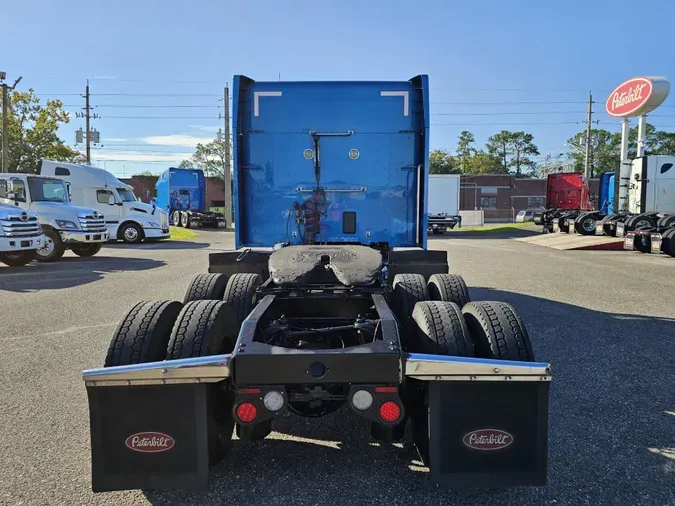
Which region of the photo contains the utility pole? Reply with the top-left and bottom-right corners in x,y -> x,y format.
1,72 -> 23,172
223,84 -> 233,228
76,80 -> 100,165
584,91 -> 593,180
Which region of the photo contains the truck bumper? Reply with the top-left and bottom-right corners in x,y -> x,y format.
60,230 -> 110,244
82,349 -> 551,493
143,227 -> 170,239
0,234 -> 44,252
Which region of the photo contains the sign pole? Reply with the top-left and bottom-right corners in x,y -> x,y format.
636,114 -> 646,157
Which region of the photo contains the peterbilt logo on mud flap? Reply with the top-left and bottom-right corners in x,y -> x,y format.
125,432 -> 175,453
462,429 -> 514,451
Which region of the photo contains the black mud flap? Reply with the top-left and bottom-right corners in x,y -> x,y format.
415,381 -> 549,489
87,383 -> 214,493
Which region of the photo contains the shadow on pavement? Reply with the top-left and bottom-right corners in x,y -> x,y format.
0,256 -> 166,292
105,240 -> 211,250
141,288 -> 675,506
435,227 -> 541,240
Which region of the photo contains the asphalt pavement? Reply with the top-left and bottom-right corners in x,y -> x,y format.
0,228 -> 673,506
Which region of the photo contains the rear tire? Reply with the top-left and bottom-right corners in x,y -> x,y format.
181,211 -> 191,229
184,273 -> 229,303
575,213 -> 597,235
165,300 -> 239,463
391,274 -> 429,349
411,301 -> 473,356
656,215 -> 675,228
427,273 -> 470,308
661,228 -> 675,257
172,211 -> 182,227
222,273 -> 263,336
35,228 -> 65,262
71,243 -> 103,257
626,214 -> 656,232
104,300 -> 183,367
0,250 -> 37,267
462,301 -> 535,362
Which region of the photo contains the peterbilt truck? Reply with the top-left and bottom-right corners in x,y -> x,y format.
81,75 -> 552,493
0,173 -> 109,262
0,201 -> 44,267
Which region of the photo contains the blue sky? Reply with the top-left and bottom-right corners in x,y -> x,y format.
4,0 -> 675,177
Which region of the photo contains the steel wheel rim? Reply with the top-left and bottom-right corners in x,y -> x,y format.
582,219 -> 595,232
124,227 -> 139,241
37,237 -> 55,257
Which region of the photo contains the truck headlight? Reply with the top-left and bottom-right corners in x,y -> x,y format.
56,220 -> 78,229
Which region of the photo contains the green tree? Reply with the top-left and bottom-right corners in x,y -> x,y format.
429,149 -> 459,174
469,150 -> 504,174
456,130 -> 475,172
485,130 -> 539,176
179,137 -> 232,178
566,129 -> 620,175
1,88 -> 83,172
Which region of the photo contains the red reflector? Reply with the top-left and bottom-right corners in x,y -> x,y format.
375,386 -> 398,393
378,401 -> 401,423
238,388 -> 260,394
236,402 -> 258,423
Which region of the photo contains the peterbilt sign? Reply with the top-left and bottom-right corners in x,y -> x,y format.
605,76 -> 670,118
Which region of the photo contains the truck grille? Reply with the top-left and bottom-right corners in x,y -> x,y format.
0,214 -> 42,238
78,214 -> 107,233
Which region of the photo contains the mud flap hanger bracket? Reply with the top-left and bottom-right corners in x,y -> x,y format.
82,352 -> 551,387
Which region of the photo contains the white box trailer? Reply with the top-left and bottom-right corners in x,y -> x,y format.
427,174 -> 461,234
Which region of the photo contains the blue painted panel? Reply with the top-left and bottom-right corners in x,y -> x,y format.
233,75 -> 429,249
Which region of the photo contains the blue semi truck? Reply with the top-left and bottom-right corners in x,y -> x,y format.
155,167 -> 226,228
81,75 -> 552,493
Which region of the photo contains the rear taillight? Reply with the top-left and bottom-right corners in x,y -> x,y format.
378,401 -> 402,423
235,402 -> 258,423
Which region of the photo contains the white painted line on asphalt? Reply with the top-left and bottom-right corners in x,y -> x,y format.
1,323 -> 117,342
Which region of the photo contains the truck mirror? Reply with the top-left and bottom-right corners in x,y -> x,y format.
108,195 -> 116,206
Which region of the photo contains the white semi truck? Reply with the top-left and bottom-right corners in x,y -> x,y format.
427,174 -> 461,234
0,173 -> 109,262
38,160 -> 170,244
0,202 -> 44,267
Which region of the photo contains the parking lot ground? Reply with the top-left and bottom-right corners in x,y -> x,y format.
1,230 -> 674,506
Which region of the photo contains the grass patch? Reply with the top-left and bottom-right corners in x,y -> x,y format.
169,226 -> 199,240
452,222 -> 535,232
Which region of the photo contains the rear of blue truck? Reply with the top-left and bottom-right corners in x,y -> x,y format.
82,75 -> 552,494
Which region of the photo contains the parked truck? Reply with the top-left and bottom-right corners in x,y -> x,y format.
156,167 -> 226,228
38,160 -> 170,244
616,156 -> 675,255
0,173 -> 109,261
534,172 -> 593,233
563,171 -> 615,235
81,74 -> 552,494
0,201 -> 44,267
427,174 -> 461,234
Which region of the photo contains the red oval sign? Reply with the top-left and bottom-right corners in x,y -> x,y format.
605,78 -> 653,118
125,432 -> 175,453
462,429 -> 514,451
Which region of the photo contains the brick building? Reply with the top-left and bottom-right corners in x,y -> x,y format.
458,174 -> 600,222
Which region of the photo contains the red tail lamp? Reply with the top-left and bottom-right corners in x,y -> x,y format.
235,402 -> 258,423
378,400 -> 402,423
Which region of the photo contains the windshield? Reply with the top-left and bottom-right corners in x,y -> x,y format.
27,177 -> 70,203
117,188 -> 137,202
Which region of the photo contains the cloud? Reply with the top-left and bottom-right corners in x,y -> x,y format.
189,125 -> 221,133
89,152 -> 192,163
105,138 -> 129,142
141,135 -> 214,147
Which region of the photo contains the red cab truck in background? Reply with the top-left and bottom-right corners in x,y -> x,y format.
533,173 -> 593,233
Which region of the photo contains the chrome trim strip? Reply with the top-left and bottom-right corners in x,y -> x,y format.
404,353 -> 551,382
82,354 -> 231,387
